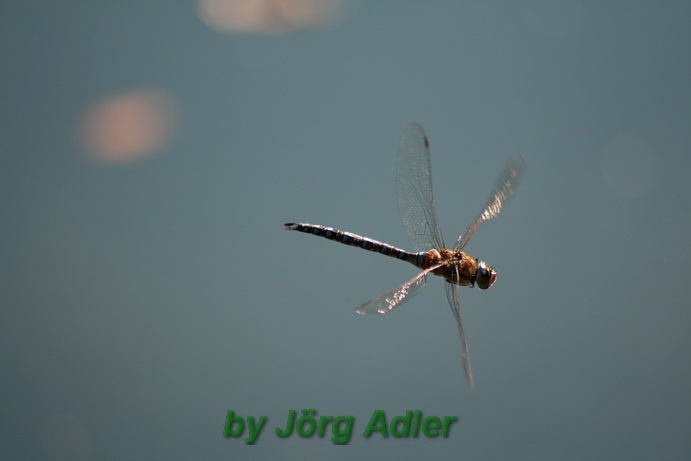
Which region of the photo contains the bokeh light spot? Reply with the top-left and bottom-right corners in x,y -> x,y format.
197,0 -> 348,34
79,89 -> 178,164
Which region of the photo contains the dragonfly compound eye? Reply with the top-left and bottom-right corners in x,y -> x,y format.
476,261 -> 498,290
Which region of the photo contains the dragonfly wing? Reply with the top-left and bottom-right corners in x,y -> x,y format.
455,153 -> 525,251
397,123 -> 446,253
445,282 -> 475,388
356,265 -> 440,315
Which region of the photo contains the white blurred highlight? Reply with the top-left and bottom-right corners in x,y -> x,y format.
42,413 -> 91,461
198,0 -> 349,34
79,89 -> 178,164
601,134 -> 657,198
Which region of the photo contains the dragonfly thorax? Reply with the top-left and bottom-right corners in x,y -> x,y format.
420,249 -> 497,290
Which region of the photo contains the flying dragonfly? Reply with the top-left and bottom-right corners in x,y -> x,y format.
285,123 -> 524,387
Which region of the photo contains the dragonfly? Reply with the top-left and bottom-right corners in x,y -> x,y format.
285,123 -> 524,387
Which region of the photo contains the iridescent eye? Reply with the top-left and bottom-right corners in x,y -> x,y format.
476,262 -> 498,290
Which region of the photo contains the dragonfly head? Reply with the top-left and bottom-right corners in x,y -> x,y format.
476,261 -> 497,290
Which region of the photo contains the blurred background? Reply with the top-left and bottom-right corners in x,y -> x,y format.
1,1 -> 690,460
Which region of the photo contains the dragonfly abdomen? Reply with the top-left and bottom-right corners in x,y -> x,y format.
284,223 -> 422,265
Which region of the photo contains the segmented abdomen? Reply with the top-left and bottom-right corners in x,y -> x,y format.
284,222 -> 422,265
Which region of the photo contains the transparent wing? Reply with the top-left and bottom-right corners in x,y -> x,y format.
454,154 -> 525,251
396,123 -> 446,253
445,282 -> 475,388
355,264 -> 442,315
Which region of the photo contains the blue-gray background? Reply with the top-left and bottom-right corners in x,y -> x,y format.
1,1 -> 690,460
